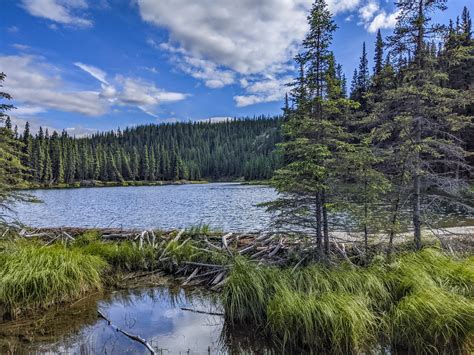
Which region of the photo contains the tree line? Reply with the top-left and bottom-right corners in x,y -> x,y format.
266,1 -> 473,257
3,116 -> 282,184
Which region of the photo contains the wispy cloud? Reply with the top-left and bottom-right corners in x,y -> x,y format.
1,55 -> 188,119
20,0 -> 93,28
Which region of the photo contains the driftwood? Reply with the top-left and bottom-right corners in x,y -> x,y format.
12,225 -> 474,291
97,309 -> 156,354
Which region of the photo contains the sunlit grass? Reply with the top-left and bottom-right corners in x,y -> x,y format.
390,287 -> 474,353
0,242 -> 105,317
221,248 -> 474,353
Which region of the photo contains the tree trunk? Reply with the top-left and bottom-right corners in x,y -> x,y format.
316,192 -> 323,255
322,191 -> 329,255
413,116 -> 422,249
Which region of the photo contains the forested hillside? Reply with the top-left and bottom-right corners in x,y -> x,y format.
5,116 -> 282,184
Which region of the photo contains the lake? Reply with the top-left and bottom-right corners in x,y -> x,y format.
12,183 -> 277,232
12,182 -> 473,232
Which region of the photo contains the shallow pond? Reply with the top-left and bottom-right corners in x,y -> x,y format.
0,285 -> 270,354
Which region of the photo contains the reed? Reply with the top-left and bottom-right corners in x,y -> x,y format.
0,242 -> 105,317
267,289 -> 378,353
390,287 -> 474,353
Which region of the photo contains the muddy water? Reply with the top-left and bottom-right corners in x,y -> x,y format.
0,286 -> 269,354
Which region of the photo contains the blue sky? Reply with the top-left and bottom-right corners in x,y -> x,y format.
1,0 -> 470,135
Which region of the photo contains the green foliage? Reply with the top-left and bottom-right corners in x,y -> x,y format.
222,249 -> 474,353
0,242 -> 105,317
77,241 -> 157,272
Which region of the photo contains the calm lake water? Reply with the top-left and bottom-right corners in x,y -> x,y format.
12,183 -> 277,232
0,285 -> 271,354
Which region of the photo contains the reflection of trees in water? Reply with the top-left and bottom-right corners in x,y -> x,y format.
1,285 -> 292,354
219,322 -> 283,354
0,293 -> 102,354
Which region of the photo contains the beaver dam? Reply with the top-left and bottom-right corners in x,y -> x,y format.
0,226 -> 473,354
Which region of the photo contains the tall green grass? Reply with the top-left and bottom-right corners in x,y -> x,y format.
221,248 -> 474,353
390,287 -> 474,353
0,243 -> 105,317
222,258 -> 285,325
73,232 -> 158,271
267,289 -> 377,352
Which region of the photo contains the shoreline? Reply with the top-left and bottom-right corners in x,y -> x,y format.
13,179 -> 271,191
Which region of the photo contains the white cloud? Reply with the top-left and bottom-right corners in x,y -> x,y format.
13,105 -> 46,116
117,76 -> 187,106
177,56 -> 235,88
20,0 -> 92,28
136,0 -> 365,107
74,62 -> 109,85
0,55 -> 107,116
7,26 -> 19,33
234,76 -> 291,107
358,1 -> 379,22
367,10 -> 400,33
356,1 -> 399,33
0,55 -> 188,119
137,0 -> 313,76
12,43 -> 31,51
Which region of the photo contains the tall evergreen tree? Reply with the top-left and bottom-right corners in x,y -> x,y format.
265,0 -> 356,255
371,0 -> 473,249
374,30 -> 384,76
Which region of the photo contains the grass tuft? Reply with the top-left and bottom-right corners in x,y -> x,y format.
222,258 -> 286,325
267,289 -> 378,353
0,243 -> 105,317
390,287 -> 474,353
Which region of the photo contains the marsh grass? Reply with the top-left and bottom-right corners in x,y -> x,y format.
0,242 -> 105,318
221,248 -> 474,353
390,287 -> 474,353
222,258 -> 285,325
76,241 -> 157,271
267,289 -> 378,353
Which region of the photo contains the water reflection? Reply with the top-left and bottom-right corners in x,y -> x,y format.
0,287 -> 229,354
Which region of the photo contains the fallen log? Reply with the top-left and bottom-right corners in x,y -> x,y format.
97,310 -> 156,354
180,307 -> 223,316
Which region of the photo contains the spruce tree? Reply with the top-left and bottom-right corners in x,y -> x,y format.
372,0 -> 473,249
374,30 -> 384,76
265,0 -> 356,255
